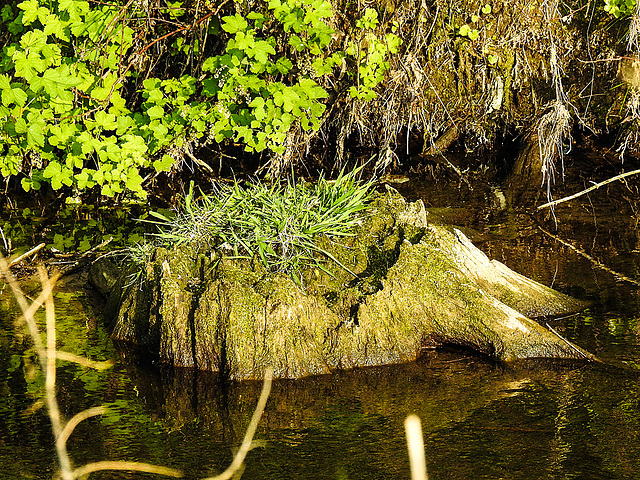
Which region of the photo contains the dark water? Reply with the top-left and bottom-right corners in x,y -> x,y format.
1,167 -> 640,480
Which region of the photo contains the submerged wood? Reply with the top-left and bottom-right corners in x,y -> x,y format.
105,190 -> 593,379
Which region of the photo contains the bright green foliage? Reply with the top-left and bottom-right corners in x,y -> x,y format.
345,9 -> 402,100
143,168 -> 372,282
0,0 -> 401,199
604,0 -> 636,17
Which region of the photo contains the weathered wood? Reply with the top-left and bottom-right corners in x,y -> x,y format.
105,191 -> 595,379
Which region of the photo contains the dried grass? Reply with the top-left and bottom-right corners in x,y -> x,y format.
0,256 -> 272,479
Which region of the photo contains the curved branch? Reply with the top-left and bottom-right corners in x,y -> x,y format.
202,368 -> 274,480
72,461 -> 183,478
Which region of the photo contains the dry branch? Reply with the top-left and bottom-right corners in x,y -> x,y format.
405,415 -> 428,480
537,168 -> 640,209
537,226 -> 640,286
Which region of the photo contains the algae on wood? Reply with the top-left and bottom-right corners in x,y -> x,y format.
107,191 -> 595,379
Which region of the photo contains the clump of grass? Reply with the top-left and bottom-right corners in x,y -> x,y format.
146,168 -> 373,281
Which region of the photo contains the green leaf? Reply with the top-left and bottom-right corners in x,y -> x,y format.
274,57 -> 293,74
146,105 -> 165,119
289,34 -> 306,51
273,87 -> 300,113
20,29 -> 48,52
13,51 -> 46,80
18,0 -> 49,24
49,123 -> 78,147
247,11 -> 266,27
233,30 -> 255,52
14,117 -> 28,134
297,78 -> 327,100
221,14 -> 248,34
0,75 -> 28,107
75,170 -> 95,190
32,65 -> 82,96
58,0 -> 90,21
22,176 -> 42,192
304,0 -> 333,25
251,40 -> 275,64
43,13 -> 70,41
153,154 -> 175,172
95,110 -> 118,130
43,161 -> 73,189
26,115 -> 46,148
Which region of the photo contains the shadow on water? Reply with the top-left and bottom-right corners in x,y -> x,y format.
2,159 -> 640,479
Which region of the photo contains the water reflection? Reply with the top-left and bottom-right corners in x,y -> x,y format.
1,169 -> 640,479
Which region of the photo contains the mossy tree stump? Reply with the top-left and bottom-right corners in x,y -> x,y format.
106,190 -> 593,379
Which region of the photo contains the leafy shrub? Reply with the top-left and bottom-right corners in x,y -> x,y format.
0,0 -> 401,200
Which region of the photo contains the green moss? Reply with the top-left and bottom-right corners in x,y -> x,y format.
110,191 -> 591,378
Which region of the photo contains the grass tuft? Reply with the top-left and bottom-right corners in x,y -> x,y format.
143,168 -> 373,282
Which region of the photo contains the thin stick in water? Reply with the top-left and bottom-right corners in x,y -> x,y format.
537,168 -> 640,210
405,415 -> 428,480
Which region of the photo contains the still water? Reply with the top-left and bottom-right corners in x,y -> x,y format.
1,169 -> 640,480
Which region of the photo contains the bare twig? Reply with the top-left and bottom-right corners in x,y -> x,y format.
55,351 -> 114,370
57,407 -> 107,452
2,253 -> 274,480
537,168 -> 640,209
405,415 -> 428,480
545,323 -> 598,361
202,368 -> 274,480
8,242 -> 46,267
537,226 -> 640,287
72,461 -> 183,478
